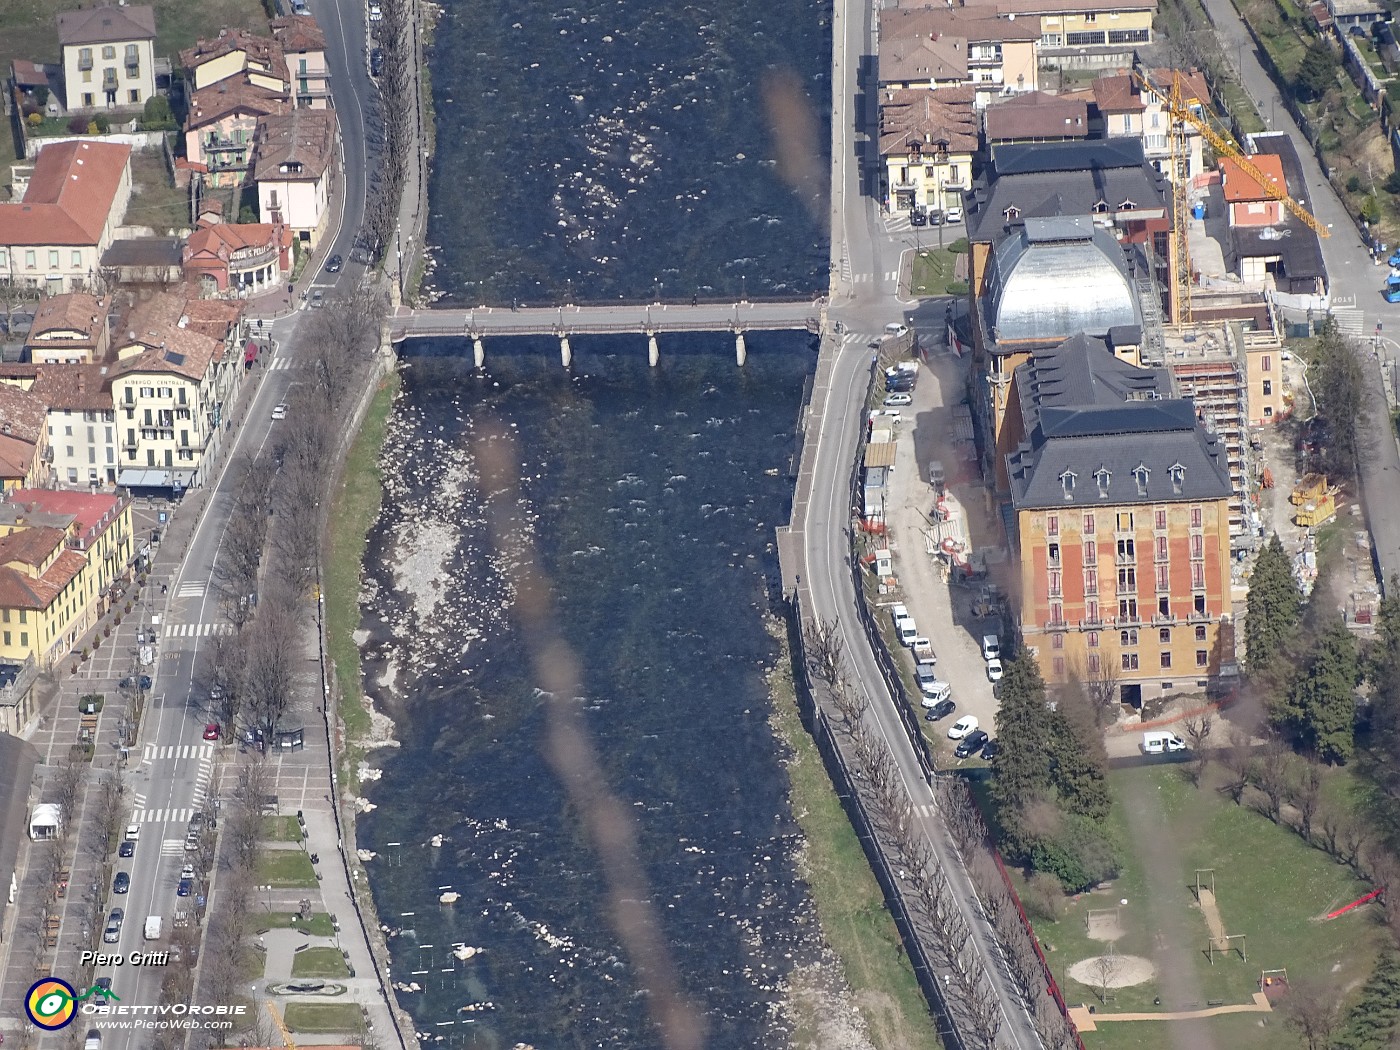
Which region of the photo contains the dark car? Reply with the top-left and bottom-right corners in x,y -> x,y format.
981,739 -> 1001,760
326,254 -> 343,273
955,729 -> 990,759
118,840 -> 135,858
112,871 -> 130,894
93,978 -> 114,1002
177,878 -> 193,897
370,48 -> 384,76
910,209 -> 927,227
923,698 -> 956,722
119,675 -> 152,691
885,377 -> 914,393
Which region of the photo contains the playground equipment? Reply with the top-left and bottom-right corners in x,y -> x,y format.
1326,886 -> 1386,919
1260,969 -> 1289,998
1290,473 -> 1338,529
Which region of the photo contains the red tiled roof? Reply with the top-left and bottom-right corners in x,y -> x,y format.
28,293 -> 107,344
0,140 -> 131,247
984,91 -> 1090,141
11,60 -> 52,87
0,546 -> 86,610
879,87 -> 980,156
1220,154 -> 1286,202
0,384 -> 47,444
1092,73 -> 1146,113
0,526 -> 64,570
180,30 -> 288,82
0,435 -> 36,484
270,14 -> 327,52
252,110 -> 337,180
185,221 -> 289,260
28,365 -> 113,412
1145,68 -> 1211,107
8,488 -> 125,541
187,78 -> 290,130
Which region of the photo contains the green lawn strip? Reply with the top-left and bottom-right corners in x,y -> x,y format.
1079,1010 -> 1282,1050
255,911 -> 336,937
290,946 -> 350,979
123,148 -> 192,235
281,1002 -> 363,1034
770,643 -> 942,1050
325,374 -> 400,780
256,851 -> 318,888
911,249 -> 959,297
1019,765 -> 1386,1049
261,815 -> 305,843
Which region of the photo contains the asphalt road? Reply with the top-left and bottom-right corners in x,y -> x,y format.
93,0 -> 377,1035
389,299 -> 823,339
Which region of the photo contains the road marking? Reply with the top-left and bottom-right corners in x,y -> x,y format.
885,271 -> 898,281
1331,307 -> 1364,336
160,838 -> 187,857
267,358 -> 296,371
142,743 -> 216,761
176,582 -> 206,598
134,809 -> 193,824
163,623 -> 234,638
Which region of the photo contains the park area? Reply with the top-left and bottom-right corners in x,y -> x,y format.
1016,765 -> 1389,1050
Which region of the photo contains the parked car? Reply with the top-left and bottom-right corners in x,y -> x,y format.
177,878 -> 193,897
181,864 -> 196,881
84,1029 -> 102,1050
326,254 -> 343,273
980,739 -> 1001,760
947,715 -> 979,740
985,658 -> 1004,682
955,729 -> 990,759
112,871 -> 130,894
93,978 -> 114,1002
103,908 -> 124,943
923,698 -> 956,722
124,824 -> 140,841
368,3 -> 383,20
118,840 -> 135,858
119,675 -> 152,691
203,723 -> 221,741
883,392 -> 913,407
944,206 -> 964,225
910,209 -> 927,227
370,48 -> 384,76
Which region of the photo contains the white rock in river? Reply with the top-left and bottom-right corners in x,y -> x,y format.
439,891 -> 460,904
452,944 -> 481,961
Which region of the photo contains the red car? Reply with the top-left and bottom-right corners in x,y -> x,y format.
203,723 -> 221,741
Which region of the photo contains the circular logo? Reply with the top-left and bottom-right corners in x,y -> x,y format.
25,978 -> 78,1030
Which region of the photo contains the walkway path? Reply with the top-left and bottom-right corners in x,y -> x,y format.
1199,0 -> 1400,588
1068,992 -> 1272,1031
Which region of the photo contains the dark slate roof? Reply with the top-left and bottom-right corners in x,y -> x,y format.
968,139 -> 1171,241
101,238 -> 183,267
1233,133 -> 1328,287
1006,334 -> 1234,509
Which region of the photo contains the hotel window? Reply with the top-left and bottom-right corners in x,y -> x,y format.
1156,564 -> 1170,591
1161,652 -> 1172,669
1050,601 -> 1064,624
1088,653 -> 1102,675
1195,594 -> 1207,615
1086,599 -> 1100,622
1087,631 -> 1100,649
1084,567 -> 1098,595
1085,540 -> 1097,563
1121,628 -> 1137,646
1159,627 -> 1171,644
1117,538 -> 1134,560
1191,534 -> 1204,559
1154,508 -> 1167,530
1046,514 -> 1059,536
1120,599 -> 1138,621
1082,512 -> 1096,534
1118,567 -> 1136,589
1115,511 -> 1133,531
1048,543 -> 1060,564
1053,657 -> 1066,677
1122,653 -> 1139,671
1052,632 -> 1065,650
1048,570 -> 1062,596
1159,595 -> 1171,616
1190,506 -> 1203,529
1195,625 -> 1207,641
1191,562 -> 1205,589
1156,535 -> 1168,561
1197,650 -> 1209,666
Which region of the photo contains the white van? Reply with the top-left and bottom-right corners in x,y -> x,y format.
1142,731 -> 1187,755
890,603 -> 911,630
919,679 -> 952,706
897,618 -> 919,646
981,634 -> 1001,661
144,915 -> 162,941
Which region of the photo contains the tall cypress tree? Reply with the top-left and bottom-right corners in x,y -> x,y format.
989,654 -> 1056,816
1280,615 -> 1358,764
1245,533 -> 1302,675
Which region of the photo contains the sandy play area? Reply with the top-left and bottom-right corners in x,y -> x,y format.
1067,954 -> 1157,989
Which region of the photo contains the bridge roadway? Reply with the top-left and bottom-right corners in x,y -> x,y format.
389,299 -> 823,339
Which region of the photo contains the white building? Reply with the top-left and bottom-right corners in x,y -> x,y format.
57,4 -> 157,111
252,109 -> 338,248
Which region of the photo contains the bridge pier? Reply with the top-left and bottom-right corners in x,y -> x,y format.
648,333 -> 659,367
472,336 -> 484,369
735,331 -> 747,367
560,335 -> 572,368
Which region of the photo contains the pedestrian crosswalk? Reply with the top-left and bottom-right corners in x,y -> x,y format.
266,357 -> 297,371
163,622 -> 234,638
1331,307 -> 1365,337
849,272 -> 900,284
160,837 -> 188,857
176,581 -> 206,599
135,808 -> 195,826
915,803 -> 937,818
143,743 -> 216,761
192,754 -> 214,811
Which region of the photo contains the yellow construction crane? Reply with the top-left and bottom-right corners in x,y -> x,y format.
265,1002 -> 297,1049
1136,70 -> 1329,325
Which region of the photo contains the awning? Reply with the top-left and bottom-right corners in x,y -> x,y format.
244,340 -> 258,364
118,469 -> 175,488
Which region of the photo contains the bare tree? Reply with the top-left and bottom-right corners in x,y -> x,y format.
1279,978 -> 1342,1050
241,599 -> 300,746
52,757 -> 86,827
1182,712 -> 1213,786
1220,726 -> 1253,804
1091,944 -> 1122,1003
1292,760 -> 1323,844
1251,740 -> 1292,824
802,617 -> 845,688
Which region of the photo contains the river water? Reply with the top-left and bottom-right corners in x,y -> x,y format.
356,334 -> 823,1048
419,0 -> 831,306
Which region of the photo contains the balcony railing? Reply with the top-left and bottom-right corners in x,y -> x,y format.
79,55 -> 93,71
1188,610 -> 1214,623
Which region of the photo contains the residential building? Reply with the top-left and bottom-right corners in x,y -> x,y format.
109,290 -> 241,489
11,60 -> 62,115
252,109 -> 339,247
182,220 -> 292,295
0,141 -> 133,294
1218,134 -> 1327,295
1001,333 -> 1235,702
879,7 -> 1042,102
1093,69 -> 1208,182
0,384 -> 51,489
1323,0 -> 1386,32
879,88 -> 978,216
953,0 -> 1157,67
983,90 -> 1090,144
24,293 -> 110,364
57,4 -> 157,111
184,78 -> 291,188
270,15 -> 331,108
179,30 -> 289,94
30,366 -> 119,488
0,488 -> 134,666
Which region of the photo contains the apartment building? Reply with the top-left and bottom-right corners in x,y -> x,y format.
0,141 -> 133,294
180,29 -> 289,94
0,489 -> 134,666
252,109 -> 339,247
184,78 -> 291,188
25,293 -> 110,364
1093,69 -> 1208,182
0,384 -> 51,490
1001,333 -> 1236,702
955,0 -> 1157,67
31,366 -> 119,489
57,4 -> 157,111
880,7 -> 1042,102
271,15 -> 331,108
879,88 -> 978,216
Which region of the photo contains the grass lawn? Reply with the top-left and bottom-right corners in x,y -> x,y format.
910,249 -> 961,297
1017,765 -> 1388,1049
290,946 -> 350,979
281,1002 -> 363,1034
122,148 -> 191,236
261,814 -> 305,843
326,374 -> 400,780
256,911 -> 337,937
769,631 -> 941,1050
255,850 -> 318,888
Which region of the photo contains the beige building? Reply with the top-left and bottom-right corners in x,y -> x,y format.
880,7 -> 1041,102
879,87 -> 977,216
180,30 -> 289,94
253,109 -> 339,247
25,293 -> 110,364
0,141 -> 132,294
271,16 -> 331,108
30,366 -> 120,488
57,4 -> 157,111
950,0 -> 1157,67
1093,69 -> 1209,182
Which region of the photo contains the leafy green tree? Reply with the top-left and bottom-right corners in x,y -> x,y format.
989,654 -> 1057,815
1332,949 -> 1400,1050
1246,534 -> 1302,676
1311,321 -> 1369,480
1278,615 -> 1358,764
1049,711 -> 1112,820
142,94 -> 173,127
1028,813 -> 1120,893
1297,41 -> 1337,102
